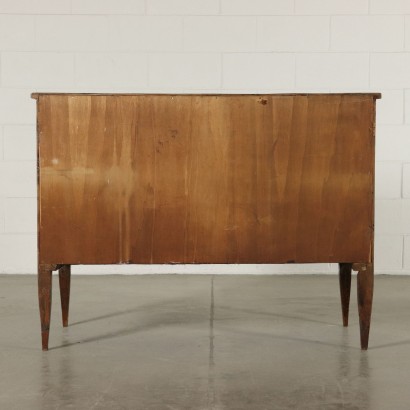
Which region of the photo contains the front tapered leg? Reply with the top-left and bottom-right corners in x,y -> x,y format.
339,263 -> 352,327
59,265 -> 71,327
356,263 -> 374,350
38,265 -> 53,351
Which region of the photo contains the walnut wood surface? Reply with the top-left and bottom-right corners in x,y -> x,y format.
38,264 -> 52,351
58,265 -> 71,327
339,263 -> 352,327
357,263 -> 374,350
37,94 -> 376,265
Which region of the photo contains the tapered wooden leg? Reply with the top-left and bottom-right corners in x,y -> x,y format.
356,263 -> 374,350
59,265 -> 71,327
338,263 -> 352,327
38,264 -> 53,351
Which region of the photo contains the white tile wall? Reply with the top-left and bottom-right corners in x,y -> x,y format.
295,0 -> 368,15
72,0 -> 145,15
375,199 -> 410,235
258,17 -> 329,51
36,16 -> 109,52
375,162 -> 402,199
184,17 -> 256,51
0,126 -> 3,160
374,235 -> 403,270
0,15 -> 35,51
3,126 -> 36,161
223,53 -> 295,89
403,164 -> 410,198
0,234 -> 36,274
75,53 -> 148,88
370,54 -> 410,88
0,1 -> 408,274
149,53 -> 221,88
405,236 -> 410,269
296,53 -> 369,88
0,197 -> 4,232
376,90 -> 404,124
370,0 -> 410,15
1,52 -> 74,87
0,162 -> 36,197
406,16 -> 410,50
405,90 -> 410,123
107,16 -> 183,51
221,0 -> 293,15
0,89 -> 36,124
0,0 -> 71,14
148,0 -> 219,15
331,16 -> 404,52
376,126 -> 410,161
4,197 -> 36,233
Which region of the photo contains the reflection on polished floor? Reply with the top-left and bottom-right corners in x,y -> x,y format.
1,274 -> 410,409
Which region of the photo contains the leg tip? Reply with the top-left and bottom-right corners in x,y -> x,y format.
360,336 -> 369,350
41,331 -> 49,351
63,321 -> 68,327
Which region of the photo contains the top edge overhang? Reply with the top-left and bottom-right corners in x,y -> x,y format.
31,92 -> 382,100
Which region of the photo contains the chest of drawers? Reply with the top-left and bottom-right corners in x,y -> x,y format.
32,93 -> 380,350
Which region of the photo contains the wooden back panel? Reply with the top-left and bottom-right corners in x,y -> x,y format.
36,94 -> 377,265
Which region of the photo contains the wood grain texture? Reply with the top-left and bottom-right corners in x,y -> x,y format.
37,94 -> 376,265
339,263 -> 352,327
357,263 -> 374,350
38,264 -> 53,351
58,265 -> 71,327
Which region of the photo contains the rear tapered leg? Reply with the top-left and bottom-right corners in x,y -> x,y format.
339,263 -> 352,327
38,264 -> 53,351
356,263 -> 374,350
59,265 -> 71,327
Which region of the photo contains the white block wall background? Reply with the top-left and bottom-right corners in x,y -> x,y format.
0,0 -> 409,275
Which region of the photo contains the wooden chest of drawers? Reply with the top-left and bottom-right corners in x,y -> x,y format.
32,93 -> 380,350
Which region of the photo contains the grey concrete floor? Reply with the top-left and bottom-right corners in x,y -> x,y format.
1,274 -> 410,409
